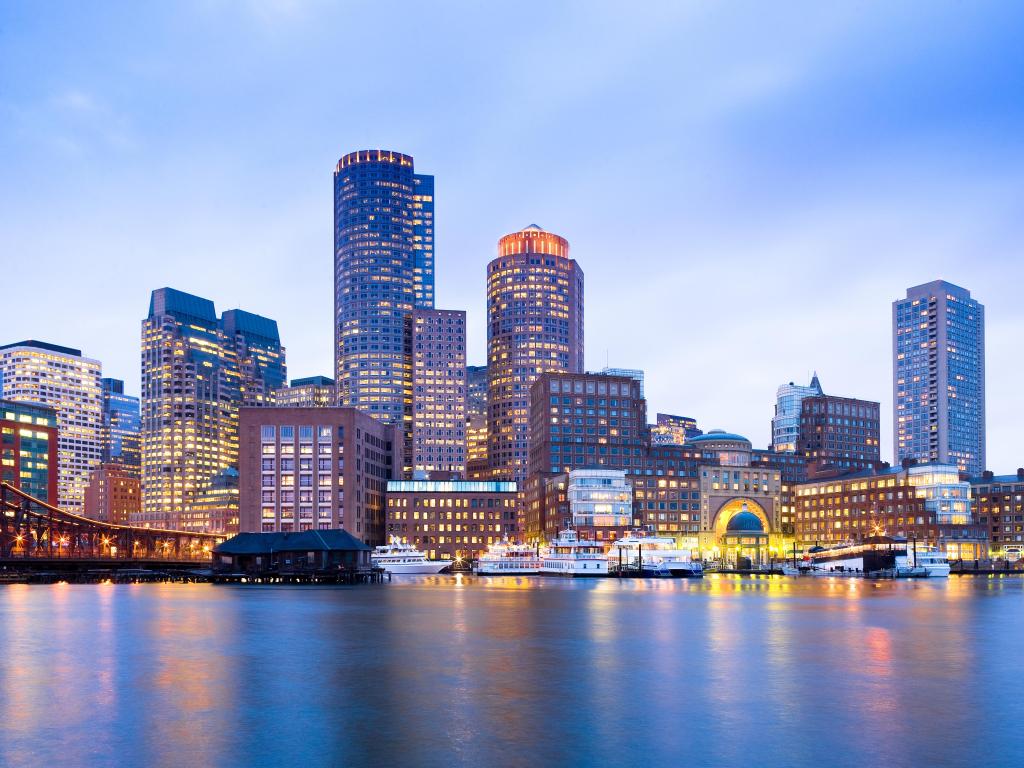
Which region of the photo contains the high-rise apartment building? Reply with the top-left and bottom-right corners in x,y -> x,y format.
0,399 -> 58,503
771,375 -> 823,452
333,149 -> 434,426
141,288 -> 283,531
274,376 -> 337,408
487,225 -> 584,482
893,280 -> 985,476
797,393 -> 880,473
411,309 -> 466,476
0,340 -> 103,513
100,378 -> 140,469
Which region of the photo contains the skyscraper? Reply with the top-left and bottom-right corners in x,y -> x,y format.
100,378 -> 140,469
333,149 -> 434,426
771,375 -> 823,453
274,376 -> 337,408
487,225 -> 584,482
0,340 -> 103,513
411,309 -> 466,476
141,288 -> 284,531
893,280 -> 985,476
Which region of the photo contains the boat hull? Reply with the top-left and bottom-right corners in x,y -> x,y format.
374,561 -> 451,575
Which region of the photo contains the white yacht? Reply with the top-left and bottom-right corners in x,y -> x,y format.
475,539 -> 544,575
910,548 -> 951,578
541,528 -> 608,577
372,537 -> 451,574
607,532 -> 703,578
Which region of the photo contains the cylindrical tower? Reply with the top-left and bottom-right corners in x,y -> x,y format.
486,224 -> 584,483
333,150 -> 418,425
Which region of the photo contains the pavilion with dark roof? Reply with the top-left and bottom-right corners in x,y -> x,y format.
213,529 -> 371,574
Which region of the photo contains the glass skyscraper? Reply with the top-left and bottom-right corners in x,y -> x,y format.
333,150 -> 435,427
100,378 -> 140,469
771,374 -> 823,453
893,280 -> 985,476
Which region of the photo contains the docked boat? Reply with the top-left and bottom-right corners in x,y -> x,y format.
474,539 -> 544,575
911,548 -> 951,578
540,528 -> 608,576
371,537 -> 451,574
607,531 -> 703,578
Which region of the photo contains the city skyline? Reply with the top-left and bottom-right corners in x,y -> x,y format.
3,2 -> 1023,468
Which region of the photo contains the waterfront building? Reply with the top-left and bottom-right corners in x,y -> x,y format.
334,149 -> 434,428
528,371 -> 646,478
100,378 -> 140,469
238,407 -> 396,543
83,463 -> 140,524
0,340 -> 103,514
0,399 -> 58,503
222,309 -> 287,408
771,375 -> 822,453
214,529 -> 371,574
565,468 -> 634,538
487,225 -> 584,483
384,479 -> 518,560
141,288 -> 284,532
650,413 -> 701,446
893,280 -> 985,476
411,309 -> 466,476
797,392 -> 880,474
274,376 -> 337,408
186,467 -> 239,534
970,470 -> 1024,559
794,462 -> 988,559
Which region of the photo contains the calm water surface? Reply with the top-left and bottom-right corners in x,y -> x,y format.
1,575 -> 1022,768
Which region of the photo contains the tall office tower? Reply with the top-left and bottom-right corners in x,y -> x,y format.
334,149 -> 435,432
487,225 -> 584,483
0,340 -> 103,513
141,288 -> 284,531
465,365 -> 489,473
466,365 -> 488,420
412,174 -> 435,309
222,309 -> 287,407
411,309 -> 466,476
274,376 -> 336,408
100,378 -> 140,469
894,280 -> 985,476
771,374 -> 823,452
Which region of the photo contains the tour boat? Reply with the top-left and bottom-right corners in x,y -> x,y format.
540,528 -> 608,576
474,539 -> 544,575
607,531 -> 703,578
371,537 -> 451,574
910,548 -> 951,578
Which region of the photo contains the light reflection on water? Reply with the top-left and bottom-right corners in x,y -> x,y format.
1,576 -> 1022,768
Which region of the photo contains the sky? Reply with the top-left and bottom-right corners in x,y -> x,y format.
1,1 -> 1022,468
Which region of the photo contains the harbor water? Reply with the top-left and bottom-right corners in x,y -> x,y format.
1,575 -> 1021,767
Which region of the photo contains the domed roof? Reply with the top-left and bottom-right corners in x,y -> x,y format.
687,429 -> 750,445
726,511 -> 764,532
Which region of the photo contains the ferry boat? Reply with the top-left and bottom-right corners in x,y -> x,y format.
474,539 -> 544,575
371,537 -> 451,574
607,531 -> 703,578
910,548 -> 951,578
540,528 -> 608,577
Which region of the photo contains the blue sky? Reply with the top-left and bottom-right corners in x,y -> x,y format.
2,1 -> 1022,468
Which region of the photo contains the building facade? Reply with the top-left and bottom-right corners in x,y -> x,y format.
487,225 -> 584,482
650,413 -> 701,445
794,462 -> 987,559
411,309 -> 466,476
0,340 -> 103,514
771,375 -> 823,453
274,376 -> 337,408
83,463 -> 140,524
385,479 -> 518,560
334,149 -> 434,426
100,378 -> 140,469
238,407 -> 396,544
141,288 -> 284,531
970,471 -> 1024,560
893,280 -> 985,476
797,393 -> 880,474
0,399 -> 58,503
